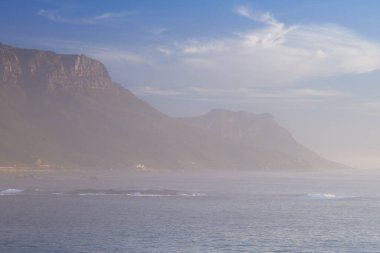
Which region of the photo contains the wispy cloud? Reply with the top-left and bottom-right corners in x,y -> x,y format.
290,89 -> 346,97
178,41 -> 226,54
235,6 -> 282,27
29,38 -> 150,65
37,9 -> 129,24
93,12 -> 128,21
133,86 -> 183,96
133,6 -> 380,91
156,47 -> 173,56
90,47 -> 149,64
133,86 -> 346,102
32,6 -> 380,104
151,27 -> 168,36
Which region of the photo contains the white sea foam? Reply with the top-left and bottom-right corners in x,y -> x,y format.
306,193 -> 356,200
78,193 -> 107,196
66,189 -> 205,197
126,192 -> 204,197
0,189 -> 25,195
180,193 -> 205,197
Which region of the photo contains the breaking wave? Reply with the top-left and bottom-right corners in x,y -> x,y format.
0,188 -> 204,197
305,193 -> 357,200
0,188 -> 25,195
65,189 -> 204,197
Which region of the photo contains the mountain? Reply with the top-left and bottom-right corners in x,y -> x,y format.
0,43 -> 345,171
179,109 -> 343,170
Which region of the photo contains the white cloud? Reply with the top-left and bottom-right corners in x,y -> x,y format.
37,9 -> 129,24
34,7 -> 380,102
184,87 -> 346,99
91,49 -> 149,64
179,41 -> 226,54
235,6 -> 281,27
129,6 -> 380,92
30,39 -> 150,65
37,9 -> 59,21
93,12 -> 128,21
157,47 -> 173,56
133,86 -> 183,96
133,86 -> 346,102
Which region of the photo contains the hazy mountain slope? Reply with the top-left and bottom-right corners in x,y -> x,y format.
0,43 -> 345,170
179,109 -> 345,170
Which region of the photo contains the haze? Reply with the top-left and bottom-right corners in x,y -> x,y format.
4,1 -> 380,252
2,0 -> 380,168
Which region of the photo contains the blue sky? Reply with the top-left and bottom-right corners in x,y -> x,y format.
2,0 -> 380,168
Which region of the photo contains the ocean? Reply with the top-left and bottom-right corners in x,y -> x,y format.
1,170 -> 380,252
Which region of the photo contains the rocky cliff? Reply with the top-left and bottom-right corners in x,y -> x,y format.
0,43 -> 115,92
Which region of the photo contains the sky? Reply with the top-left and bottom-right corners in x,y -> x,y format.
2,0 -> 380,168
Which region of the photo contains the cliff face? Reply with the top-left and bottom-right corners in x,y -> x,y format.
0,43 -> 346,171
0,43 -> 116,92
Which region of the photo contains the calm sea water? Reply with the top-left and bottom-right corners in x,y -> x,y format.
1,171 -> 380,252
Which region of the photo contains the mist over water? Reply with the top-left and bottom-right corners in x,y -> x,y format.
1,169 -> 380,252
3,1 -> 380,252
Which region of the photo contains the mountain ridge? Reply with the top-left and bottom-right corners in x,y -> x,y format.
0,43 -> 347,171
